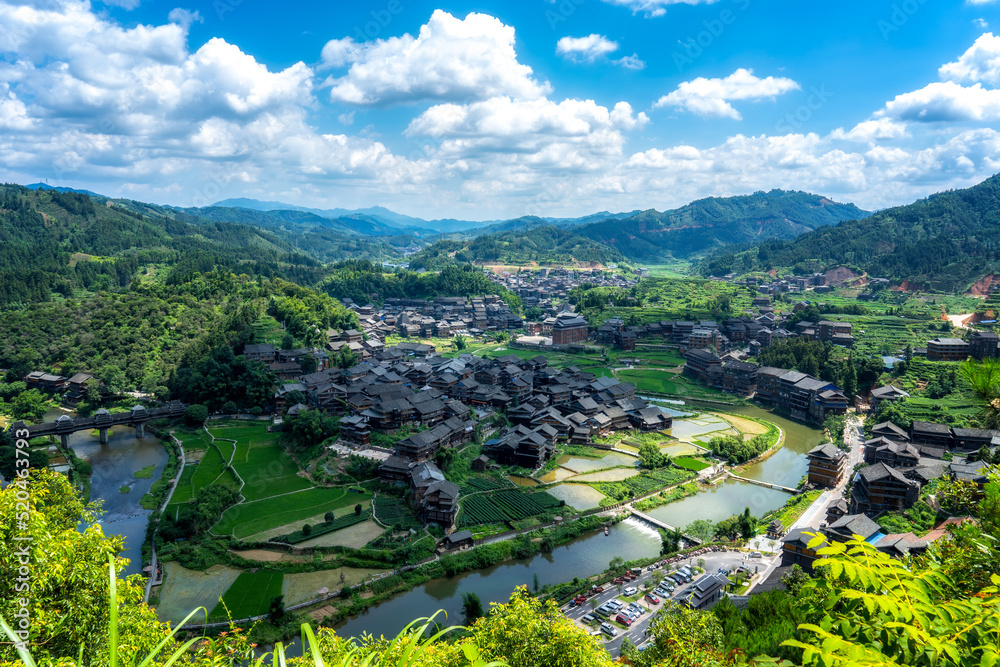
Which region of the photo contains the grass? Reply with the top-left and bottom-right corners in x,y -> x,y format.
672,456 -> 710,472
214,422 -> 313,501
277,510 -> 372,544
119,486 -> 130,494
133,464 -> 156,479
209,570 -> 284,621
252,314 -> 286,346
616,368 -> 739,403
372,496 -> 422,530
758,490 -> 823,530
214,486 -> 372,539
633,482 -> 701,511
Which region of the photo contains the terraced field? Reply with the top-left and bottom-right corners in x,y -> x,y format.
209,570 -> 284,621
213,486 -> 372,539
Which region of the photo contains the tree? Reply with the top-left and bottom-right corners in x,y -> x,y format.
302,523 -> 312,536
639,441 -> 669,469
609,555 -> 625,573
280,332 -> 296,350
469,586 -> 616,667
268,594 -> 286,624
462,592 -> 484,625
630,601 -> 735,667
685,519 -> 716,543
0,468 -> 171,665
661,527 -> 683,555
971,444 -> 993,462
453,335 -> 467,351
183,403 -> 208,425
737,507 -> 757,539
962,357 -> 1000,428
783,533 -> 1000,667
354,503 -> 362,516
283,408 -> 339,454
324,511 -> 335,523
297,353 -> 318,375
938,477 -> 980,514
0,435 -> 48,481
84,378 -> 103,405
337,345 -> 359,369
9,388 -> 48,422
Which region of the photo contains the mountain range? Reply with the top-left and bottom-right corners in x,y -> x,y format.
24,183 -> 870,266
699,174 -> 1000,292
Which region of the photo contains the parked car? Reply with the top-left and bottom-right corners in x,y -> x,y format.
592,585 -> 605,593
654,587 -> 670,598
623,586 -> 638,596
582,614 -> 595,623
615,613 -> 633,626
601,623 -> 618,637
631,567 -> 642,576
645,593 -> 660,604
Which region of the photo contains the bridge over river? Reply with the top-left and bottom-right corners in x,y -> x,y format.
9,401 -> 186,445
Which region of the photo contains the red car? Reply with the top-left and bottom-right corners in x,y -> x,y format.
644,593 -> 660,604
616,613 -> 633,626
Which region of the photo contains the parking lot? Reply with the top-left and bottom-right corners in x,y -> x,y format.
561,549 -> 757,656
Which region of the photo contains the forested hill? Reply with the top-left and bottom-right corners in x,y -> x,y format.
0,184 -> 324,305
698,174 -> 1000,290
406,225 -> 629,270
575,189 -> 869,261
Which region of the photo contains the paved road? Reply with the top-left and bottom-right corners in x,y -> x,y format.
790,413 -> 865,533
560,550 -> 748,657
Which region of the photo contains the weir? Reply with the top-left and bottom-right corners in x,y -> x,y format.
627,507 -> 703,545
726,472 -> 798,494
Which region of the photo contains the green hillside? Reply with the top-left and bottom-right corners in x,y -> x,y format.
0,184 -> 327,305
699,174 -> 1000,290
577,189 -> 868,261
407,225 -> 628,270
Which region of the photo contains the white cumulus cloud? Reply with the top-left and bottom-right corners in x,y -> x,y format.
653,68 -> 800,120
556,34 -> 619,61
831,118 -> 910,142
322,10 -> 551,106
939,32 -> 1000,85
878,81 -> 1000,122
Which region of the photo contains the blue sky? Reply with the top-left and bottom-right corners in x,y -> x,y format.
1,0 -> 1000,219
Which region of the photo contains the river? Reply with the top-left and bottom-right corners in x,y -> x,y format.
644,401 -> 826,531
322,401 -> 823,640
333,517 -> 663,639
45,408 -> 168,577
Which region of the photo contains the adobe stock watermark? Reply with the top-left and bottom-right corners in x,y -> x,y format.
672,0 -> 752,73
878,0 -> 928,40
11,426 -> 34,652
545,0 -> 586,30
775,84 -> 833,134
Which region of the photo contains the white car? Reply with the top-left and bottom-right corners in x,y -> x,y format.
623,586 -> 638,596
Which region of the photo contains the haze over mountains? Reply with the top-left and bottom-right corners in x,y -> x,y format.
24,182 -> 870,265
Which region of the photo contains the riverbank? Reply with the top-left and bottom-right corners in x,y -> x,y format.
174,511 -> 628,643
